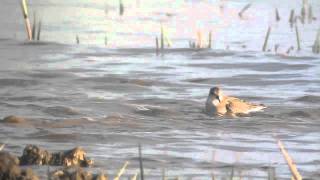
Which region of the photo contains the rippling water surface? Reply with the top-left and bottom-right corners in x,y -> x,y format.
0,0 -> 320,179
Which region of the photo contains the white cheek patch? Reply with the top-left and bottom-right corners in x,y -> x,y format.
212,99 -> 220,106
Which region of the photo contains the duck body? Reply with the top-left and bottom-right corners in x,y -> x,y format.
205,87 -> 266,117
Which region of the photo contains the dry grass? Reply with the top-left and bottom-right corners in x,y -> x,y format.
114,161 -> 129,180
277,139 -> 302,180
20,0 -> 32,40
0,144 -> 5,151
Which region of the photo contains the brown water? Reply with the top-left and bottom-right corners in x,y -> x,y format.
0,0 -> 320,179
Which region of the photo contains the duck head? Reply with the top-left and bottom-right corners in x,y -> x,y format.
208,87 -> 224,103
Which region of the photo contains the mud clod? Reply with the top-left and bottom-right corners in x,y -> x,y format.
2,115 -> 26,124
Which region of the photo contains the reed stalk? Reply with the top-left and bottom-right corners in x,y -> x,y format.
262,26 -> 271,52
274,44 -> 279,53
114,161 -> 129,180
300,6 -> 306,24
295,25 -> 301,51
267,167 -> 276,180
275,8 -> 280,22
32,12 -> 36,40
208,31 -> 212,48
138,144 -> 144,180
238,4 -> 251,18
20,0 -> 32,40
189,40 -> 195,49
196,30 -> 203,48
161,25 -> 172,47
156,37 -> 159,55
160,25 -> 164,50
308,5 -> 313,23
312,29 -> 320,54
105,35 -> 108,46
37,20 -> 42,41
76,35 -> 80,44
229,166 -> 234,180
277,140 -> 302,180
289,9 -> 295,28
119,0 -> 124,16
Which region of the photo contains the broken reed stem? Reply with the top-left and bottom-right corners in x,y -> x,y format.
138,144 -> 144,180
295,24 -> 301,51
119,0 -> 124,16
229,166 -> 234,180
208,31 -> 212,48
196,30 -> 203,48
262,26 -> 271,52
312,29 -> 320,54
156,37 -> 159,55
308,5 -> 313,23
289,9 -> 295,28
20,0 -> 32,40
286,46 -> 294,54
277,140 -> 302,180
274,44 -> 279,53
275,8 -> 280,22
37,20 -> 42,41
76,35 -> 80,44
0,144 -> 5,151
114,161 -> 129,180
300,6 -> 306,24
238,3 -> 251,18
160,25 -> 164,50
32,11 -> 36,40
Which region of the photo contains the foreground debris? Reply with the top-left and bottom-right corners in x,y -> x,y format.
0,152 -> 39,180
20,145 -> 94,167
51,167 -> 107,180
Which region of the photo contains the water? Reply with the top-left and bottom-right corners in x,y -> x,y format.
0,0 -> 320,179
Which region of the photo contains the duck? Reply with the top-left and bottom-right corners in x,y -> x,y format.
205,87 -> 266,117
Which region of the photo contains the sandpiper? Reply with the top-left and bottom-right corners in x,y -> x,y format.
205,87 -> 266,117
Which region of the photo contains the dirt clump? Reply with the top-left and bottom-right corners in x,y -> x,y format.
2,115 -> 26,124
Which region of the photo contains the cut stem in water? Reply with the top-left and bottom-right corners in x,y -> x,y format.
295,24 -> 301,51
262,26 -> 271,52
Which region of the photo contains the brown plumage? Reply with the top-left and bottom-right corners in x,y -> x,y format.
205,87 -> 266,117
